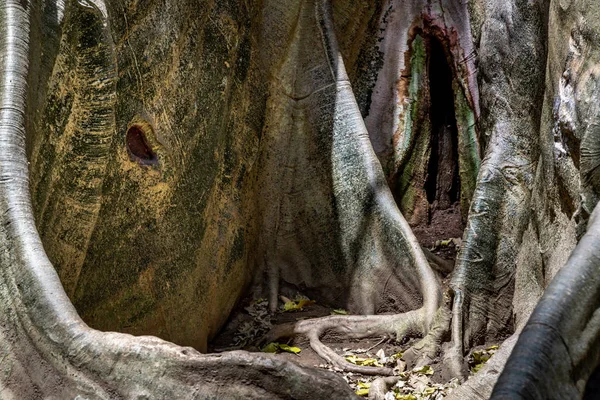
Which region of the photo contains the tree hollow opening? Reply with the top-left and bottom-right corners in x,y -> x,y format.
424,37 -> 460,212
410,36 -> 465,262
126,125 -> 158,165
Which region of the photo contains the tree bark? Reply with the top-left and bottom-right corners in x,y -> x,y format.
4,0 -> 600,398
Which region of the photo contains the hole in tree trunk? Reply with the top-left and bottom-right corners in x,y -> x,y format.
411,36 -> 464,264
126,124 -> 158,166
424,37 -> 460,212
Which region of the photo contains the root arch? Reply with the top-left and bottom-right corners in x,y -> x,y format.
262,0 -> 479,380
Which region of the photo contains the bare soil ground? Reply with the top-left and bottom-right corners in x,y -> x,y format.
412,202 -> 464,261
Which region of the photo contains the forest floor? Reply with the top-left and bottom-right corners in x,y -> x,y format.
209,203 -> 497,398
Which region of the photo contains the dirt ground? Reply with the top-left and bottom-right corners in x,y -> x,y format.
412,202 -> 464,260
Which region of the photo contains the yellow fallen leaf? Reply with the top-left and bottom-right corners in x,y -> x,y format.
396,394 -> 417,400
357,382 -> 371,389
356,388 -> 369,396
331,309 -> 348,315
283,299 -> 315,312
412,365 -> 434,375
345,355 -> 383,367
471,363 -> 484,374
360,358 -> 382,367
423,387 -> 436,395
297,299 -> 315,308
473,350 -> 491,364
262,343 -> 279,353
279,344 -> 301,354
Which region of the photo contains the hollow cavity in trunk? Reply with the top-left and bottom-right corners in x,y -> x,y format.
425,37 -> 460,215
412,36 -> 464,258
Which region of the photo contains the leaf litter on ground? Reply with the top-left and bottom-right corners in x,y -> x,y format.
231,293 -> 317,349
469,344 -> 498,374
261,342 -> 302,355
231,298 -> 272,348
383,372 -> 459,400
315,347 -> 460,399
281,295 -> 316,312
232,295 -> 461,399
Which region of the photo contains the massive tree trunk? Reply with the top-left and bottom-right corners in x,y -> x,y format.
2,0 -> 600,398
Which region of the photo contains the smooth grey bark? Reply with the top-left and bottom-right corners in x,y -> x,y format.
491,206 -> 600,398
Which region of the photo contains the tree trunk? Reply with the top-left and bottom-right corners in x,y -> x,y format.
2,0 -> 600,398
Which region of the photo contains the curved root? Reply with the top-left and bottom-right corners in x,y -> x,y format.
264,309 -> 430,375
403,304 -> 452,367
368,376 -> 402,399
307,330 -> 394,375
263,292 -> 454,379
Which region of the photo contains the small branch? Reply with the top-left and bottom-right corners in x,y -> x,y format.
357,336 -> 388,354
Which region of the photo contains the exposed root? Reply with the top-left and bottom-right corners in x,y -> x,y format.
264,309 -> 431,375
368,376 -> 402,400
446,289 -> 468,380
405,303 -> 452,367
307,330 -> 394,375
423,247 -> 455,274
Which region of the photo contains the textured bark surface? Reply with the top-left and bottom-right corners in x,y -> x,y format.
3,0 -> 600,398
446,0 -> 549,381
493,0 -> 600,397
26,0 -> 264,351
0,0 -> 357,398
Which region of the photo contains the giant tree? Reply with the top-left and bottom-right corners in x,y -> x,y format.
1,0 -> 599,398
